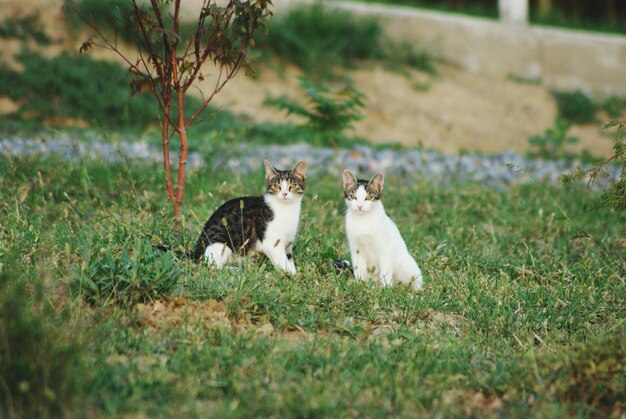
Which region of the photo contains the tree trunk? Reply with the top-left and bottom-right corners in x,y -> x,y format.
173,89 -> 188,231
79,0 -> 271,232
162,102 -> 175,202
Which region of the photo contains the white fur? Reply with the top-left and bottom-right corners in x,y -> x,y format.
255,183 -> 302,274
203,161 -> 305,274
204,243 -> 233,268
344,172 -> 423,291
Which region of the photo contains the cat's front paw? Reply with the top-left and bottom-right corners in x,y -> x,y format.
353,266 -> 368,281
380,274 -> 393,288
285,259 -> 297,275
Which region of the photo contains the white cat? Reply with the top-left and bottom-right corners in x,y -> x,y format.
342,170 -> 423,291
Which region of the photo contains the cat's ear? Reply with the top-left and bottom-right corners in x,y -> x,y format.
369,172 -> 384,193
342,169 -> 357,190
264,160 -> 279,181
292,160 -> 307,180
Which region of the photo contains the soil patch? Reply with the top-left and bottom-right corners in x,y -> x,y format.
135,297 -> 231,332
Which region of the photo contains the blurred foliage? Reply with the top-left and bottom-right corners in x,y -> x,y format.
0,51 -> 239,131
533,333 -> 626,412
0,272 -> 84,418
384,40 -> 437,75
63,0 -> 137,43
265,78 -> 365,133
602,96 -> 626,119
0,51 -> 157,127
552,90 -> 599,124
257,3 -> 436,78
552,90 -> 626,125
265,78 -> 365,146
528,117 -> 578,160
257,3 -> 383,78
0,12 -> 50,44
561,120 -> 625,211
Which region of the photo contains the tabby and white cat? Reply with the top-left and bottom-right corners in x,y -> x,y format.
342,169 -> 423,291
191,160 -> 306,274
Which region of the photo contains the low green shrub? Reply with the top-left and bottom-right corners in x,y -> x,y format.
385,40 -> 437,74
552,90 -> 626,126
528,117 -> 579,160
552,90 -> 598,124
602,96 -> 626,119
258,3 -> 382,78
258,3 -> 435,77
72,229 -> 183,307
265,78 -> 365,146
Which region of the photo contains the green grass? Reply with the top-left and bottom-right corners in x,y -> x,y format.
1,135 -> 624,417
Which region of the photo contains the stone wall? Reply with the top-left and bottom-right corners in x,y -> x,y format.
273,0 -> 626,97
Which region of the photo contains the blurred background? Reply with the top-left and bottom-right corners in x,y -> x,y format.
1,0 -> 625,158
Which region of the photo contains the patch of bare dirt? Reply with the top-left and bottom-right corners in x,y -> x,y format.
439,389 -> 504,417
208,61 -> 612,156
427,310 -> 466,335
135,297 -> 231,331
1,0 -> 613,157
134,296 -> 311,344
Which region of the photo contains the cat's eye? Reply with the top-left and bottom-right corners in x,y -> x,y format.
289,184 -> 298,191
271,184 -> 280,190
348,194 -> 356,200
365,195 -> 374,201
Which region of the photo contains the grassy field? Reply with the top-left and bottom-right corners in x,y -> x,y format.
1,136 -> 624,418
1,2 -> 624,416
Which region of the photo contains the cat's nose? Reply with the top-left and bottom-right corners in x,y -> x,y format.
282,192 -> 288,198
357,204 -> 363,210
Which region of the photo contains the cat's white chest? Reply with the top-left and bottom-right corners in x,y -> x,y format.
257,196 -> 302,274
346,209 -> 386,242
264,196 -> 301,242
